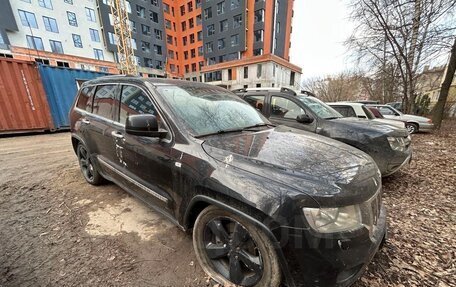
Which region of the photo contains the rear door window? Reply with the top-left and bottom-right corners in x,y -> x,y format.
333,106 -> 356,117
76,86 -> 95,112
119,85 -> 157,125
270,96 -> 305,119
378,106 -> 396,116
92,85 -> 118,120
244,95 -> 265,113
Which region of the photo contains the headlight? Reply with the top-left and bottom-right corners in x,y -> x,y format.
387,136 -> 407,152
303,205 -> 363,233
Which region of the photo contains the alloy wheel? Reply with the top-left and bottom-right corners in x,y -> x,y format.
78,145 -> 94,182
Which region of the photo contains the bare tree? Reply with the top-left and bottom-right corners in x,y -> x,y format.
432,37 -> 456,128
347,0 -> 456,113
303,72 -> 366,102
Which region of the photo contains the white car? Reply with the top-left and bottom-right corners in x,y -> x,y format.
328,102 -> 406,129
367,104 -> 434,134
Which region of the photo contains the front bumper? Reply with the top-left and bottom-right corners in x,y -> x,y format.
279,205 -> 387,287
418,122 -> 434,132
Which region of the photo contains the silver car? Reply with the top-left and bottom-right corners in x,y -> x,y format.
368,104 -> 434,134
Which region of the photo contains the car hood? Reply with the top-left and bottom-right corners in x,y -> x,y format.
372,118 -> 406,129
201,126 -> 380,206
326,117 -> 408,137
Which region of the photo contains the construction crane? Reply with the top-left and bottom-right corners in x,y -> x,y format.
109,0 -> 137,75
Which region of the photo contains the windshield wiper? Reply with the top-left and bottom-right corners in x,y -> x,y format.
194,123 -> 274,138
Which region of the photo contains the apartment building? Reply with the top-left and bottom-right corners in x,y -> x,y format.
0,0 -> 118,73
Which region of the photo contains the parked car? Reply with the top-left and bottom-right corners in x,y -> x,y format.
367,104 -> 434,134
328,102 -> 406,129
386,101 -> 403,112
70,77 -> 386,287
235,87 -> 412,176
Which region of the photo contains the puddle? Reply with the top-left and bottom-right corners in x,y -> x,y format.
85,196 -> 173,240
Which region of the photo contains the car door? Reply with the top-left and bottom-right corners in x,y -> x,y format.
84,84 -> 122,180
111,84 -> 174,213
268,95 -> 317,132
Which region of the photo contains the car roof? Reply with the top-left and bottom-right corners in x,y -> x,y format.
82,75 -> 227,90
327,102 -> 365,107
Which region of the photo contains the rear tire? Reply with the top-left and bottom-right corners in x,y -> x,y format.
193,206 -> 281,287
77,143 -> 104,185
406,123 -> 418,134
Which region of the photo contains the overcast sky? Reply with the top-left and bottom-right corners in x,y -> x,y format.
290,0 -> 355,80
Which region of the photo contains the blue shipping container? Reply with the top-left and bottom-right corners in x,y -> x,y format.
38,64 -> 110,129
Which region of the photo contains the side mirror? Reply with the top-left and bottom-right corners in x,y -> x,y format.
296,114 -> 314,124
125,114 -> 168,138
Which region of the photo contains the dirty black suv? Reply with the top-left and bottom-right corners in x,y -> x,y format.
70,76 -> 386,287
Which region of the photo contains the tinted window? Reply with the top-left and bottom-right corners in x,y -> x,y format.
76,86 -> 95,112
377,106 -> 396,116
270,96 -> 305,119
362,105 -> 375,119
244,95 -> 265,112
156,86 -> 267,137
119,85 -> 157,125
368,107 -> 383,118
332,106 -> 356,117
93,85 -> 117,120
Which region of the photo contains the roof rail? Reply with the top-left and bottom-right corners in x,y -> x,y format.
231,88 -> 247,94
280,87 -> 296,96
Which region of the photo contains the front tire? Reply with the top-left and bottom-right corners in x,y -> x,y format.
406,123 -> 418,134
193,206 -> 281,287
77,143 -> 104,185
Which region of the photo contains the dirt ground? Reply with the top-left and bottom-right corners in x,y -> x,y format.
0,120 -> 455,287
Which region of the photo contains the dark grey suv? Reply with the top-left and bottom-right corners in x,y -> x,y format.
70,76 -> 386,287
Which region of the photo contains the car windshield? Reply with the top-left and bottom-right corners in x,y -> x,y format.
298,96 -> 343,119
155,85 -> 269,137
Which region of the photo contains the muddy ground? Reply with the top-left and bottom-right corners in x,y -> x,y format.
0,120 -> 455,287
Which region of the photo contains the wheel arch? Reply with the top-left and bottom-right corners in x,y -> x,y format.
183,194 -> 296,287
71,134 -> 88,155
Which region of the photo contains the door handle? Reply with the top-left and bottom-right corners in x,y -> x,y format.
111,131 -> 124,139
81,118 -> 90,124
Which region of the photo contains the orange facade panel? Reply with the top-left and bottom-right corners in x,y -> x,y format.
0,58 -> 54,134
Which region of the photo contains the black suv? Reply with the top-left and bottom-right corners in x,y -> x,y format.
234,88 -> 412,177
70,77 -> 386,287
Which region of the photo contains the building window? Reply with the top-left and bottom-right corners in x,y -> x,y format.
129,20 -> 136,32
244,66 -> 248,79
197,31 -> 202,41
137,5 -> 145,18
94,48 -> 104,60
196,0 -> 202,8
204,8 -> 212,19
108,32 -> 117,44
168,50 -> 174,59
192,63 -> 197,72
38,0 -> 53,9
42,16 -> 58,32
56,61 -> 69,67
188,1 -> 193,12
184,51 -> 189,60
141,24 -> 150,35
85,8 -> 96,22
164,3 -> 170,13
205,42 -> 213,53
198,46 -> 203,56
191,48 -> 196,58
90,28 -> 100,42
26,35 -> 44,50
155,60 -> 163,70
253,48 -> 263,55
257,64 -> 262,78
150,11 -> 159,23
181,21 -> 187,31
254,30 -> 264,42
165,19 -> 171,29
220,19 -> 228,32
18,10 -> 38,28
189,18 -> 194,28
290,72 -> 296,86
72,34 -> 82,48
231,34 -> 239,46
228,69 -> 232,80
151,0 -> 159,6
67,11 -> 77,26
154,45 -> 162,55
142,41 -> 150,52
180,5 -> 185,16
49,40 -> 63,53
207,24 -> 215,36
64,0 -> 73,4
190,34 -> 195,43
154,29 -> 162,40
233,14 -> 242,28
254,9 -> 264,23
166,35 -> 173,44
231,0 -> 240,10
196,14 -> 202,25
218,38 -> 225,50
217,1 -> 225,15
131,38 -> 137,50
183,36 -> 188,45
